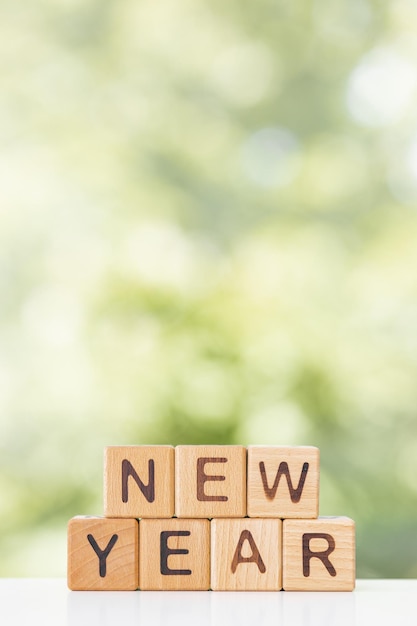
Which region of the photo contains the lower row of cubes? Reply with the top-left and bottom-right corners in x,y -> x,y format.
68,516 -> 355,591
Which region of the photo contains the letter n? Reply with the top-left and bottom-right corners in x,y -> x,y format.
122,459 -> 155,503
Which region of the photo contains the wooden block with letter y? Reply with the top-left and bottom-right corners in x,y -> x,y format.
67,516 -> 139,590
104,445 -> 174,518
139,518 -> 210,590
283,517 -> 355,591
175,445 -> 246,518
211,518 -> 282,590
247,445 -> 319,518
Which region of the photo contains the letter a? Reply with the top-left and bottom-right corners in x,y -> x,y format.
231,530 -> 266,574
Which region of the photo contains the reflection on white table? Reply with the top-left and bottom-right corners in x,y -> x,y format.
0,579 -> 416,626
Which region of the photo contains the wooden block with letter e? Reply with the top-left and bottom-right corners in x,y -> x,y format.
67,516 -> 139,590
247,446 -> 319,518
175,445 -> 246,518
211,518 -> 282,591
139,518 -> 210,590
283,517 -> 355,591
104,445 -> 174,518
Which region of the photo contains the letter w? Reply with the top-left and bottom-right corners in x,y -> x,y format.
259,461 -> 309,503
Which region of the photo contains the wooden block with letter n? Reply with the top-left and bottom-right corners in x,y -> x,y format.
247,445 -> 319,518
283,517 -> 355,591
67,516 -> 139,590
211,518 -> 282,591
139,518 -> 210,590
104,445 -> 174,518
175,445 -> 246,518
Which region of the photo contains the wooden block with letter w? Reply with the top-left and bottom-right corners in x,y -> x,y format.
247,446 -> 319,518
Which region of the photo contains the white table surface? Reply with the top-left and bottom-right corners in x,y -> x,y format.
1,579 -> 416,626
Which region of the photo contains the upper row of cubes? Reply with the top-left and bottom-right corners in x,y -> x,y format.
104,445 -> 320,520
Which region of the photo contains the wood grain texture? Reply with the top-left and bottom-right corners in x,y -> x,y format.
247,446 -> 319,518
67,516 -> 139,590
211,518 -> 282,591
139,518 -> 210,590
104,445 -> 174,518
283,517 -> 355,591
175,445 -> 246,518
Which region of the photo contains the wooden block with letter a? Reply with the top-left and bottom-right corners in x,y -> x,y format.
67,516 -> 139,590
175,445 -> 246,518
247,445 -> 319,518
283,517 -> 355,591
211,518 -> 282,591
139,518 -> 210,590
104,445 -> 174,518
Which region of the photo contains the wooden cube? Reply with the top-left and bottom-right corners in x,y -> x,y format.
283,517 -> 355,591
67,516 -> 139,590
139,518 -> 210,590
211,518 -> 282,591
175,445 -> 246,518
104,445 -> 174,518
247,446 -> 319,518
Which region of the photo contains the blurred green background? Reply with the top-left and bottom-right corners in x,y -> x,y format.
1,0 -> 417,578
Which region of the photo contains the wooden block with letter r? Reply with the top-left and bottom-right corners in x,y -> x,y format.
104,445 -> 174,518
139,518 -> 210,590
283,517 -> 355,591
67,516 -> 139,590
211,518 -> 282,591
175,445 -> 246,518
247,445 -> 319,518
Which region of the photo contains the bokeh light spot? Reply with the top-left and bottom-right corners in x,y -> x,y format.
241,127 -> 300,188
347,48 -> 417,126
